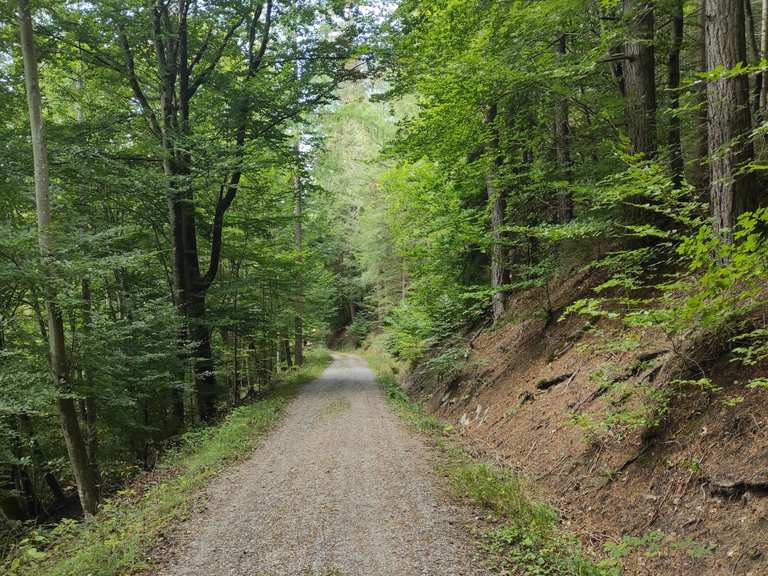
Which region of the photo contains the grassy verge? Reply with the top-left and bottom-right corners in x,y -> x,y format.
3,348 -> 331,576
364,348 -> 621,576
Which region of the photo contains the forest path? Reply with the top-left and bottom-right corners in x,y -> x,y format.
157,353 -> 488,576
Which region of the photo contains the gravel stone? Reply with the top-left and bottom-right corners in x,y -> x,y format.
157,354 -> 489,576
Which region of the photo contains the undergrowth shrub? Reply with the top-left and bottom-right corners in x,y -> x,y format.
562,170 -> 768,439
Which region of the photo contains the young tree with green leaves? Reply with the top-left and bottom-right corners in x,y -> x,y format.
16,0 -> 99,516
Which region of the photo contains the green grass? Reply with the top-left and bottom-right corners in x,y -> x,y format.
364,347 -> 622,576
363,350 -> 445,434
3,348 -> 331,576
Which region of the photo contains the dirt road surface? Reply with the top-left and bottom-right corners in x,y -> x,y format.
157,354 -> 488,576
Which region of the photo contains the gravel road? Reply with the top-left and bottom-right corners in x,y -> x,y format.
157,353 -> 488,576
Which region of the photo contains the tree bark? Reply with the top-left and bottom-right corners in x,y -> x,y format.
8,420 -> 40,519
79,279 -> 100,494
18,414 -> 66,502
280,336 -> 293,368
18,0 -> 99,516
668,1 -> 684,188
485,103 -> 508,322
293,168 -> 304,366
745,0 -> 764,124
623,0 -> 657,157
693,0 -> 710,197
189,293 -> 217,422
705,0 -> 759,243
554,32 -> 574,222
761,0 -> 768,114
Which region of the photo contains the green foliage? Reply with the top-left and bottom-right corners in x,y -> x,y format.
346,313 -> 375,345
421,344 -> 471,384
566,204 -> 768,400
732,328 -> 768,366
450,464 -> 557,535
604,531 -> 713,563
487,524 -> 621,576
1,352 -> 330,576
1,0 -> 358,548
384,300 -> 435,360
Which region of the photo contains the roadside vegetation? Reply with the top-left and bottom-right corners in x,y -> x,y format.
2,350 -> 330,576
366,346 -> 622,576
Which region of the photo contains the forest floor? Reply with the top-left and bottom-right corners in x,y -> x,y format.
153,353 -> 488,576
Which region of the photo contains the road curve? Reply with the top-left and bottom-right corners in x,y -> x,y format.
157,354 -> 487,576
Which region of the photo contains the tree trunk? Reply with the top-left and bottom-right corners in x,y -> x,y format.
280,336 -> 292,368
623,0 -> 657,157
78,397 -> 98,493
80,279 -> 100,491
189,294 -> 217,422
18,414 -> 66,502
745,0 -> 763,124
761,0 -> 768,114
485,104 -> 507,322
18,0 -> 99,516
165,158 -> 217,423
8,421 -> 40,519
232,329 -> 240,405
554,32 -> 574,222
693,0 -> 710,197
293,169 -> 304,367
705,0 -> 759,243
668,1 -> 684,188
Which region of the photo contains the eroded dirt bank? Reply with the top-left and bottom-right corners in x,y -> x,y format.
406,272 -> 768,576
155,354 -> 487,576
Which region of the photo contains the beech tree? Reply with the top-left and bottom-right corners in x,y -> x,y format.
553,31 -> 573,223
17,0 -> 99,515
485,103 -> 507,321
108,0 -> 276,422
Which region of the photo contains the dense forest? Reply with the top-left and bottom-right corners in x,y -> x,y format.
0,0 -> 370,528
1,0 -> 768,574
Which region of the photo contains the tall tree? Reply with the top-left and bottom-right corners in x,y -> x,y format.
17,0 -> 99,515
744,0 -> 763,123
623,0 -> 657,157
667,0 -> 684,188
485,103 -> 508,322
705,0 -> 759,243
553,31 -> 574,222
693,0 -> 710,196
294,163 -> 304,367
113,0 -> 274,421
761,0 -> 768,114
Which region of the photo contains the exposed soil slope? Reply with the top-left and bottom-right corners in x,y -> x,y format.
155,354 -> 488,576
406,270 -> 768,576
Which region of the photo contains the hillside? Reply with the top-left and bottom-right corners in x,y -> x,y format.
401,271 -> 768,575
